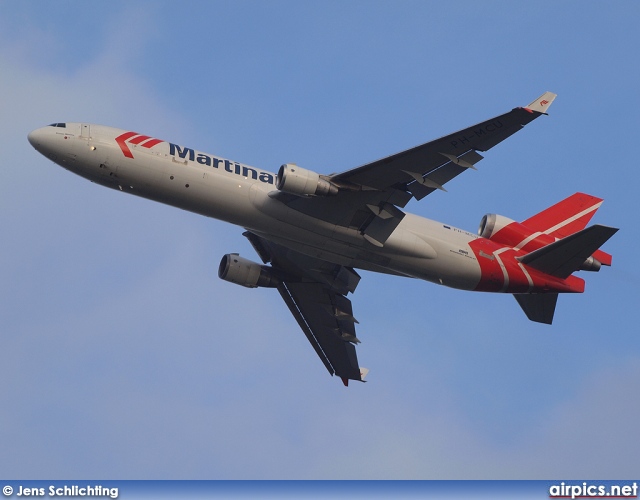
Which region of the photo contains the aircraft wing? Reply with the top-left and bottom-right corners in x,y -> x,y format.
274,92 -> 556,246
244,231 -> 368,385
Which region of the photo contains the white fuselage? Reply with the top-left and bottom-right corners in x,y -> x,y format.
28,123 -> 483,290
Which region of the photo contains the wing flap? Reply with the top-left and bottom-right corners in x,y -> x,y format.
276,93 -> 554,235
361,202 -> 406,246
407,150 -> 485,200
244,232 -> 367,384
279,282 -> 364,381
331,94 -> 554,191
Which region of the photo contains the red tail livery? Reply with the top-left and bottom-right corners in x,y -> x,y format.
471,193 -> 616,323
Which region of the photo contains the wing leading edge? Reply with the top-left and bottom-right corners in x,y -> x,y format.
330,91 -> 557,193
275,92 -> 556,247
244,231 -> 368,385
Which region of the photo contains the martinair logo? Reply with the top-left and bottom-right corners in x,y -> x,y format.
115,131 -> 163,159
114,131 -> 277,186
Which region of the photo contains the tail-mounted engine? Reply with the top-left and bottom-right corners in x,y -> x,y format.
478,214 -> 605,273
218,254 -> 279,288
478,213 -> 516,240
276,163 -> 338,197
478,213 -> 537,248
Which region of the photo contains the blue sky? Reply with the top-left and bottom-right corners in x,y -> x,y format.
1,1 -> 639,479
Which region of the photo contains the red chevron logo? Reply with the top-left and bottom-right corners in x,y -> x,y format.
115,131 -> 163,158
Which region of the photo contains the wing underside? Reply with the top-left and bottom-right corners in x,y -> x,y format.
278,282 -> 362,382
244,231 -> 367,385
239,93 -> 557,381
274,92 -> 556,246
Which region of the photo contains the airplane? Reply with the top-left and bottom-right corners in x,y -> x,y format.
28,92 -> 617,386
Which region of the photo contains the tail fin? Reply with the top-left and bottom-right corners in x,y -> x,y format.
511,195 -> 617,325
522,192 -> 613,266
518,224 -> 618,279
523,192 -> 603,237
513,225 -> 617,325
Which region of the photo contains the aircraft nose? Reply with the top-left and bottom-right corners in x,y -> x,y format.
27,129 -> 39,148
28,125 -> 66,160
27,127 -> 45,149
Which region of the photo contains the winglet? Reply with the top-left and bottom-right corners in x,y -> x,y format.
524,91 -> 557,114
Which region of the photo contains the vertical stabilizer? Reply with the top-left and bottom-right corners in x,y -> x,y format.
522,192 -> 603,238
521,192 -> 613,267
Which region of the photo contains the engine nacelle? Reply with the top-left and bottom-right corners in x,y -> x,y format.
276,163 -> 338,197
478,213 -> 516,239
580,255 -> 602,272
478,213 -> 543,248
218,254 -> 279,288
479,215 -> 606,274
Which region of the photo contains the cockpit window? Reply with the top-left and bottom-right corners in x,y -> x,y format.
48,123 -> 67,128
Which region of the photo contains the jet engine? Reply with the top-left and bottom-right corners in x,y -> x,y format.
218,254 -> 279,288
478,213 -> 516,239
276,163 -> 338,196
479,213 -> 543,247
580,255 -> 602,272
479,214 -> 604,273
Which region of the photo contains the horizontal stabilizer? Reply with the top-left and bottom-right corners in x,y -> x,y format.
593,249 -> 612,267
514,293 -> 558,324
518,225 -> 618,279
